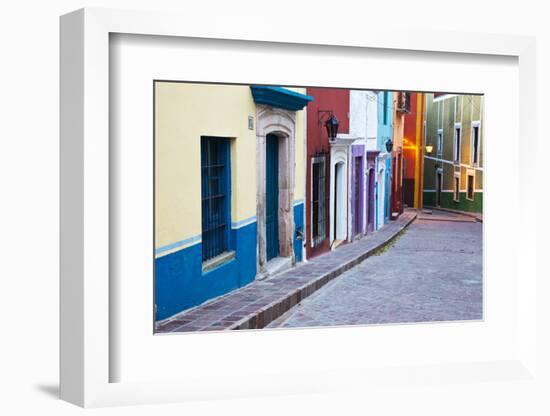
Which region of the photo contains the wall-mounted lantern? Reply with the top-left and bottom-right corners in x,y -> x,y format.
318,110 -> 340,141
325,115 -> 339,140
385,139 -> 394,152
425,144 -> 434,154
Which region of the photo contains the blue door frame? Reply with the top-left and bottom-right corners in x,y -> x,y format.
265,134 -> 279,261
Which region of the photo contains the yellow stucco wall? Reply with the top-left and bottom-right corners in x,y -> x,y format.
155,82 -> 307,255
155,82 -> 257,254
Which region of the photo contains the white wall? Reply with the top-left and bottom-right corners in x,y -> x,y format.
366,91 -> 378,141
350,90 -> 378,151
349,90 -> 368,139
1,1 -> 549,416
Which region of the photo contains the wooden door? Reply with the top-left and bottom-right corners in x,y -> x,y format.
265,134 -> 279,261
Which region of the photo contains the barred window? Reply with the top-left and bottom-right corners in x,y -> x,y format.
453,125 -> 461,164
311,156 -> 327,247
201,137 -> 231,262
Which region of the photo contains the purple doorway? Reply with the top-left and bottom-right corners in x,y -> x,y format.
367,168 -> 375,232
351,145 -> 364,238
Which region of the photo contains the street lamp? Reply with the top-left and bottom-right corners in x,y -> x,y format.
325,114 -> 339,140
425,144 -> 434,154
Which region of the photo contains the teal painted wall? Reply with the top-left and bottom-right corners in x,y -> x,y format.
293,203 -> 304,263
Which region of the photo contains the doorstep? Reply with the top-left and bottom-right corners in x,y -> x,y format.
256,256 -> 292,280
156,210 -> 417,333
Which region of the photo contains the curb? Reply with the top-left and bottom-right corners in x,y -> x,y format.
229,212 -> 417,330
418,217 -> 477,223
423,206 -> 483,223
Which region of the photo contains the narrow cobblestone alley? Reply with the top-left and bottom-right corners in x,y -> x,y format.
268,210 -> 482,328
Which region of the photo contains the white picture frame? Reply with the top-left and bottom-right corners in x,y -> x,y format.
60,8 -> 539,408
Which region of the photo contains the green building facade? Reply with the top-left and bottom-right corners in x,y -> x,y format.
422,94 -> 483,213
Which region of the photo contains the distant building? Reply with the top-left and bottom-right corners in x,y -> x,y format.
402,92 -> 426,209
422,93 -> 483,212
306,88 -> 387,256
319,89 -> 356,248
154,82 -> 312,321
376,91 -> 393,228
349,90 -> 379,236
390,91 -> 409,218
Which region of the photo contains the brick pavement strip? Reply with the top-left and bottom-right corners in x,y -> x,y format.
156,210 -> 417,333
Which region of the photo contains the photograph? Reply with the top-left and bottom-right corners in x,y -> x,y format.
153,82 -> 483,333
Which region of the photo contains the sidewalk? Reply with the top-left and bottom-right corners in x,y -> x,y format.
156,210 -> 417,333
417,209 -> 479,223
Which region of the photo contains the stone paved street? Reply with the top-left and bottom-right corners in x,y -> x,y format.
268,210 -> 482,328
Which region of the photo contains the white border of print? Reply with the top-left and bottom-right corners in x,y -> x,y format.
113,35 -> 514,387
60,8 -> 538,408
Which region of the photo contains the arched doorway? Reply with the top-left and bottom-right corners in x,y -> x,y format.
255,105 -> 296,277
352,156 -> 364,238
329,141 -> 351,247
334,161 -> 346,242
377,167 -> 385,228
367,168 -> 375,232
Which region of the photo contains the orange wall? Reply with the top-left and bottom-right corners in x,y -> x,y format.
403,92 -> 419,180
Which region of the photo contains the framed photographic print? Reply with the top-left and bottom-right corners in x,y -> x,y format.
60,7 -> 538,408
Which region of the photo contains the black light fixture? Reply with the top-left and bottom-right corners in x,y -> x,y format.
325,114 -> 339,140
385,139 -> 394,152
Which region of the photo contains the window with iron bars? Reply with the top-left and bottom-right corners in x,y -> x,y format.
311,156 -> 327,247
201,137 -> 231,263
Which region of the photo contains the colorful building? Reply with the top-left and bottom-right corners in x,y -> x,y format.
305,87 -> 387,256
390,91 -> 409,219
349,90 -> 379,236
402,92 -> 426,209
320,90 -> 356,248
376,91 -> 393,229
305,87 -> 349,257
154,82 -> 311,321
422,93 -> 483,212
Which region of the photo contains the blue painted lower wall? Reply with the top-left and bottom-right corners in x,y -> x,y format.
156,205 -> 304,321
155,221 -> 257,321
293,203 -> 304,263
385,157 -> 392,221
375,157 -> 392,229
